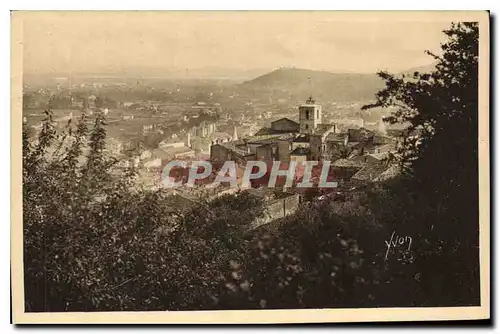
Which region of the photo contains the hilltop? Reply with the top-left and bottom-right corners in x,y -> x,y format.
237,67 -> 386,102
236,65 -> 439,102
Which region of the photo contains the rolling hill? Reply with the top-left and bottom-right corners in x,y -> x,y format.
236,67 -> 386,102
236,65 -> 438,103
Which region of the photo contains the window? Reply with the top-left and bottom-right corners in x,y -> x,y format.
317,110 -> 319,118
306,110 -> 310,120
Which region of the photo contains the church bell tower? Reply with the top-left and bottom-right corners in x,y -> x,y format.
299,95 -> 322,133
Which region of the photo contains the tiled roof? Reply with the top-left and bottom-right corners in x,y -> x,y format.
290,147 -> 310,156
373,142 -> 396,153
253,127 -> 275,136
151,148 -> 175,160
254,119 -> 299,136
313,124 -> 335,136
373,165 -> 401,182
332,158 -> 366,168
326,133 -> 348,142
247,133 -> 296,145
351,162 -> 389,182
170,146 -> 196,157
348,127 -> 374,137
271,117 -> 299,126
292,133 -> 310,143
369,152 -> 390,160
218,142 -> 254,156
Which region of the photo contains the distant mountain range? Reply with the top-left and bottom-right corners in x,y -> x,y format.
25,65 -> 438,103
24,67 -> 271,82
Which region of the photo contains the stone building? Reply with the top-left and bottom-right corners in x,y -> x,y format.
270,118 -> 300,133
210,142 -> 255,165
290,147 -> 309,165
210,96 -> 339,165
299,95 -> 322,133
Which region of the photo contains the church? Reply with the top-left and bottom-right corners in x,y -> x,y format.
210,96 -> 339,165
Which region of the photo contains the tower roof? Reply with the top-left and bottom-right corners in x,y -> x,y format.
301,95 -> 320,107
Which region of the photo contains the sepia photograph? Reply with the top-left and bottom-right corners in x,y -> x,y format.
10,10 -> 490,324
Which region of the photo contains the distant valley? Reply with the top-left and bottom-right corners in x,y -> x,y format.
24,65 -> 438,105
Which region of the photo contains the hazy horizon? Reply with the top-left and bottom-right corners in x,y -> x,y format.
22,12 -> 452,78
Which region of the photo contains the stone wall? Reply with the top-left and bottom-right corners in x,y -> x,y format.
249,193 -> 301,230
256,144 -> 275,161
309,135 -> 323,160
210,144 -> 232,162
277,140 -> 291,163
210,144 -> 255,165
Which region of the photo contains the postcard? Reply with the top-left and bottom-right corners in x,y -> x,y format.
11,10 -> 490,324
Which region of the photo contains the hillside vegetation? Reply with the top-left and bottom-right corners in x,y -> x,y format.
238,67 -> 385,102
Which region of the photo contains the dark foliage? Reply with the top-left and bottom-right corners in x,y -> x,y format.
362,22 -> 480,305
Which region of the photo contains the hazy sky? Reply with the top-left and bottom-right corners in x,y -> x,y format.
21,11 -> 454,76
